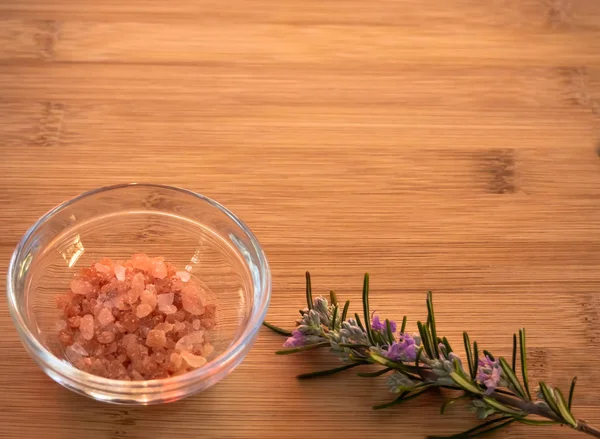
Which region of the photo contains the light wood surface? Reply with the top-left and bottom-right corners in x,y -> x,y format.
1,1 -> 600,438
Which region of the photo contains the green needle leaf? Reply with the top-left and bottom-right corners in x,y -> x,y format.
415,345 -> 424,367
449,371 -> 483,395
511,333 -> 517,372
262,321 -> 292,337
483,350 -> 494,361
385,319 -> 395,344
554,387 -> 578,428
516,418 -> 558,426
362,273 -> 375,345
539,382 -> 561,419
519,329 -> 532,400
400,315 -> 407,334
482,396 -> 525,416
329,290 -> 338,306
338,343 -> 371,349
426,291 -> 439,357
442,336 -> 453,354
568,376 -> 577,410
472,341 -> 479,380
369,352 -> 424,375
463,332 -> 474,378
373,387 -> 431,410
275,342 -> 329,355
330,305 -> 338,329
354,313 -> 366,332
341,300 -> 350,322
357,367 -> 392,377
498,357 -> 526,399
417,321 -> 433,358
305,271 -> 313,310
297,363 -> 361,380
427,416 -> 514,438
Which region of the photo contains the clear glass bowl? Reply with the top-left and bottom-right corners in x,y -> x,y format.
6,183 -> 271,404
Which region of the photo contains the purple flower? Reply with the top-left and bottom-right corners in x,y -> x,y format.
385,334 -> 418,362
283,330 -> 306,348
371,315 -> 397,333
476,355 -> 501,395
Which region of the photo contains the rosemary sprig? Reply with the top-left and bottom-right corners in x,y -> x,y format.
264,274 -> 600,438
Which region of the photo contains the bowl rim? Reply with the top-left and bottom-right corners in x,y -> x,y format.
6,182 -> 271,392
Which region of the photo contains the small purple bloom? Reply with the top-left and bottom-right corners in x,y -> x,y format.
385,334 -> 418,362
283,330 -> 306,348
476,355 -> 501,395
371,315 -> 397,333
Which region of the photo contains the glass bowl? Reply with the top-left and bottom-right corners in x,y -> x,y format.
6,183 -> 271,405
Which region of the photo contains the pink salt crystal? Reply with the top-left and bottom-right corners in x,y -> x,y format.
192,319 -> 201,331
180,351 -> 207,368
136,303 -> 153,318
176,271 -> 191,283
203,343 -> 214,357
115,295 -> 129,311
151,259 -> 168,279
80,314 -> 95,340
145,329 -> 167,348
114,265 -> 126,281
126,288 -> 140,305
170,352 -> 183,369
157,293 -> 178,314
97,307 -> 115,326
140,289 -> 157,308
97,331 -> 116,344
131,272 -> 145,292
131,370 -> 145,381
94,263 -> 111,274
67,315 -> 81,328
181,284 -> 205,315
155,322 -> 174,333
56,319 -> 67,331
132,254 -> 152,271
175,331 -> 204,353
71,279 -> 93,295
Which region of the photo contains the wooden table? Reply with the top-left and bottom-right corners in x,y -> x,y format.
1,1 -> 600,438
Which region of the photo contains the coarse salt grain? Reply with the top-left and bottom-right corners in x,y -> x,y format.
114,265 -> 126,281
176,271 -> 191,283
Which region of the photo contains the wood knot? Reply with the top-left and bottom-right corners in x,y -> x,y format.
558,66 -> 600,115
34,20 -> 61,60
545,0 -> 573,29
480,149 -> 516,194
33,102 -> 65,147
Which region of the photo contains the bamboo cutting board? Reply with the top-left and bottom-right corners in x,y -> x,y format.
1,1 -> 600,438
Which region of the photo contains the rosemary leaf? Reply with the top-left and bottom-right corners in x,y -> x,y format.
329,290 -> 338,306
354,313 -> 365,331
373,387 -> 431,410
516,418 -> 558,426
449,371 -> 483,395
554,387 -> 578,428
400,315 -> 407,334
415,345 -> 424,367
330,305 -> 338,330
440,394 -> 469,415
463,332 -> 474,378
305,271 -> 313,310
483,350 -> 495,361
568,376 -> 577,410
498,357 -> 526,399
275,342 -> 329,355
426,291 -> 439,357
539,382 -> 561,419
427,416 -> 514,438
338,343 -> 371,349
418,321 -> 433,358
483,396 -> 525,416
442,336 -> 453,354
362,273 -> 375,345
512,333 -> 517,372
385,318 -> 395,344
297,363 -> 361,380
262,321 -> 292,337
357,367 -> 392,378
341,300 -> 350,322
519,329 -> 532,400
472,341 -> 479,381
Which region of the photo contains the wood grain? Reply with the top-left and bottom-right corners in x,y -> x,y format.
1,0 -> 600,437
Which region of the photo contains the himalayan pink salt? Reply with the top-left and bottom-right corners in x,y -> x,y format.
97,307 -> 115,326
80,314 -> 95,340
114,265 -> 126,281
56,254 -> 216,380
71,279 -> 93,295
181,284 -> 205,315
146,329 -> 167,348
176,271 -> 191,283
